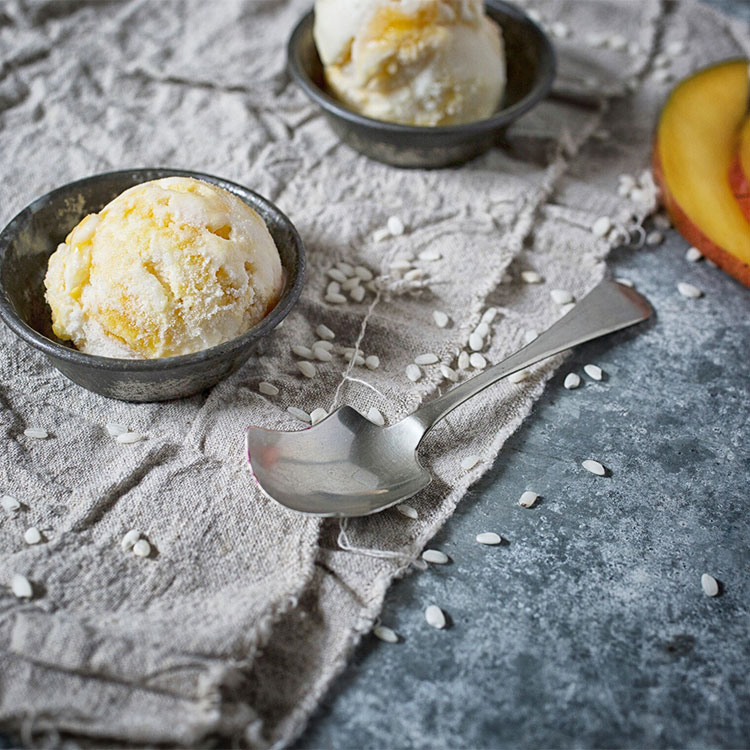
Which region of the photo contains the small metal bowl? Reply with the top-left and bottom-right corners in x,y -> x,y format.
0,169 -> 306,402
287,0 -> 556,168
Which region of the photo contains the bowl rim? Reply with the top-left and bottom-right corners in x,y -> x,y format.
287,0 -> 557,138
0,168 -> 306,371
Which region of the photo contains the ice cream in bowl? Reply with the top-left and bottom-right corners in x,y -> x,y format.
0,170 -> 305,401
288,0 -> 555,167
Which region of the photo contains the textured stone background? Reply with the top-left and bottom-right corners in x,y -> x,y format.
295,1 -> 750,747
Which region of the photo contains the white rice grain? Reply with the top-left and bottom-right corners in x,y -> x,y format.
366,407 -> 385,426
396,503 -> 418,519
23,527 -> 41,545
106,423 -> 129,437
592,216 -> 612,237
521,270 -> 543,284
508,370 -> 529,384
310,408 -> 328,425
563,373 -> 581,390
415,353 -> 438,366
354,265 -> 374,281
458,351 -> 470,370
685,247 -> 703,263
476,532 -> 502,545
440,364 -> 458,382
701,573 -> 719,597
418,249 -> 442,261
11,573 -> 32,599
287,406 -> 311,423
582,459 -> 607,476
677,282 -> 703,299
583,364 -> 603,381
406,364 -> 422,382
469,353 -> 487,370
327,268 -> 347,283
259,382 -> 279,396
350,286 -> 366,302
387,216 -> 405,236
133,539 -> 151,557
373,625 -> 399,643
422,549 -> 449,564
1,495 -> 21,512
121,529 -> 141,551
518,491 -> 538,508
24,428 -> 48,439
551,289 -> 574,306
365,355 -> 380,370
296,361 -> 317,378
292,344 -> 314,359
116,432 -> 147,444
316,324 -> 335,340
469,333 -> 484,351
425,605 -> 446,629
433,310 -> 449,328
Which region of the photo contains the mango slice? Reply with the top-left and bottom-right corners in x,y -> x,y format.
653,59 -> 750,287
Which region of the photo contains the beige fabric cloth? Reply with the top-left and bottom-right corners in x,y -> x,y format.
0,0 -> 747,746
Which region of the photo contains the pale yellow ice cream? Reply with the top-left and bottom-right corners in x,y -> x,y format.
44,177 -> 284,359
313,0 -> 506,127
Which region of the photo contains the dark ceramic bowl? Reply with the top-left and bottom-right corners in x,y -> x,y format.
0,169 -> 305,402
287,0 -> 556,168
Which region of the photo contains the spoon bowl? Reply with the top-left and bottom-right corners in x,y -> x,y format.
246,406 -> 430,516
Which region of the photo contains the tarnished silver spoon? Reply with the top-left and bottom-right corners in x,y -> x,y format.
246,279 -> 651,517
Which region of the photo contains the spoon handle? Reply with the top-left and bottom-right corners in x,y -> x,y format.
407,279 -> 651,434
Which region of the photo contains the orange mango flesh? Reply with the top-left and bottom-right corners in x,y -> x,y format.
654,59 -> 750,286
729,117 -> 750,222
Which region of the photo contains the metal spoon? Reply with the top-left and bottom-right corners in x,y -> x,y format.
246,279 -> 651,517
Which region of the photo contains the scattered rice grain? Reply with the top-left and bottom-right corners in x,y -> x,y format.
326,281 -> 341,296
24,428 -> 48,439
287,406 -> 311,423
387,216 -> 405,236
297,361 -> 317,378
424,605 -> 446,629
615,278 -> 634,288
582,459 -> 607,476
1,495 -> 21,512
23,527 -> 41,545
563,373 -> 581,390
292,344 -> 314,359
476,532 -> 502,545
646,230 -> 664,246
116,432 -> 146,444
259,381 -> 279,396
677,281 -> 702,299
316,324 -> 335,340
354,265 -> 373,281
469,353 -> 487,369
313,347 -> 333,362
458,351 -> 470,370
406,364 -> 422,382
440,364 -> 458,382
310,407 -> 328,425
337,261 -> 354,275
373,625 -> 398,643
341,277 -> 361,291
481,308 -> 498,325
422,549 -> 449,565
327,268 -> 347,283
433,310 -> 449,328
592,216 -> 612,237
11,573 -> 32,599
508,370 -> 529,384
415,353 -> 438,366
701,573 -> 719,597
469,332 -> 484,351
521,270 -> 543,284
366,407 -> 385,426
583,364 -> 603,381
418,249 -> 442,261
350,285 -> 366,302
396,503 -> 418,519
550,289 -> 574,305
373,227 -> 391,242
365,355 -> 380,370
518,490 -> 538,508
685,247 -> 703,262
121,529 -> 141,551
325,292 -> 347,304
132,539 -> 151,557
106,423 -> 129,437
